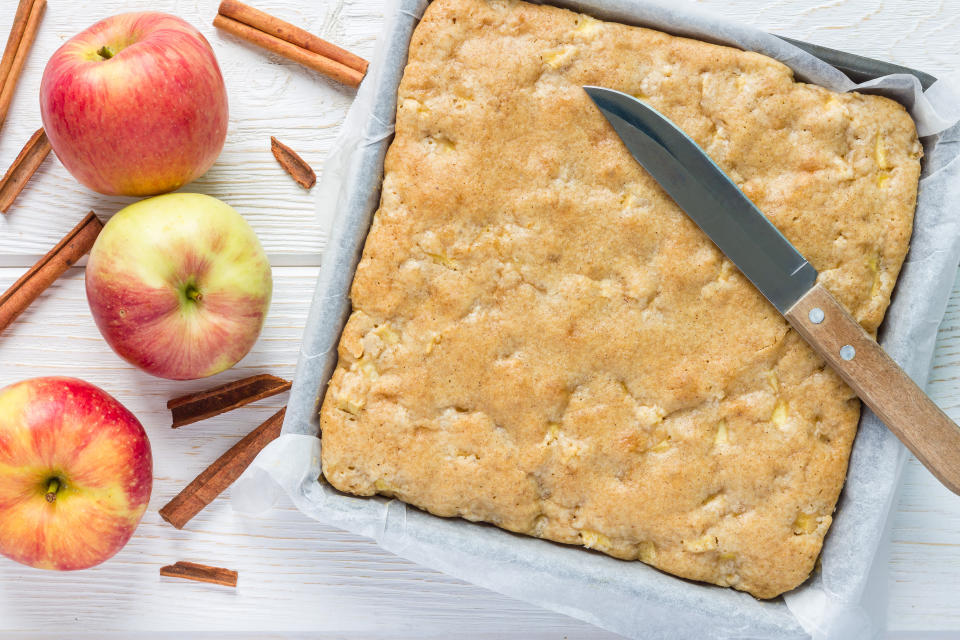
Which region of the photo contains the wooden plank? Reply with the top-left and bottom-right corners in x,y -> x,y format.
888,268 -> 960,631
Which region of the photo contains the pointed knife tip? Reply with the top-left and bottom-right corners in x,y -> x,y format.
582,86 -> 638,114
582,85 -> 605,99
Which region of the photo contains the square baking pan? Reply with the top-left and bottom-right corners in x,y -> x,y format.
261,1 -> 960,637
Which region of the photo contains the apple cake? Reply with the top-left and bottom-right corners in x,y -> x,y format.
319,0 -> 922,599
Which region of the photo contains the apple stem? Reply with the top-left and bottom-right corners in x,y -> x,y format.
97,45 -> 114,60
186,285 -> 203,303
45,478 -> 61,504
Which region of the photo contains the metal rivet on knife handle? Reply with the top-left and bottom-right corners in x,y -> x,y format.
808,307 -> 825,324
839,345 -> 856,361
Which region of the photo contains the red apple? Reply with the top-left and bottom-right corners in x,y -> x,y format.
39,12 -> 228,197
86,193 -> 273,380
0,377 -> 152,571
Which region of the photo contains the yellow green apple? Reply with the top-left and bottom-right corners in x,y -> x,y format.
86,193 -> 273,380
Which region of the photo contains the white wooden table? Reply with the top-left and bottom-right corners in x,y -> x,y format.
0,0 -> 958,637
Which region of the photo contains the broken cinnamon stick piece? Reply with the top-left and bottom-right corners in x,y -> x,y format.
213,14 -> 364,88
168,373 -> 291,428
0,211 -> 102,335
160,561 -> 238,587
0,0 -> 45,132
270,137 -> 315,189
218,0 -> 367,75
0,127 -> 51,213
159,407 -> 285,529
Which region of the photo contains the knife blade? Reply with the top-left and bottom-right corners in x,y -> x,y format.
585,85 -> 960,495
584,86 -> 817,313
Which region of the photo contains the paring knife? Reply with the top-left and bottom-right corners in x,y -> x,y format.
584,86 -> 960,496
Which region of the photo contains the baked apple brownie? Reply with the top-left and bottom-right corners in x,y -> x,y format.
320,0 -> 922,598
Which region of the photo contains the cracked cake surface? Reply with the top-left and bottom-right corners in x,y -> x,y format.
319,0 -> 922,599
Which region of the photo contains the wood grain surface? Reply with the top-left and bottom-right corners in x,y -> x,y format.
0,0 -> 958,637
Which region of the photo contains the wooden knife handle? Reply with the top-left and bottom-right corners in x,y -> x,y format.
785,283 -> 960,495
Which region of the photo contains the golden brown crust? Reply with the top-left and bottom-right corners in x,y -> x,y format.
320,0 -> 922,599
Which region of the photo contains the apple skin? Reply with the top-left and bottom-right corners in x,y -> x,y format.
39,12 -> 228,197
86,193 -> 273,380
0,377 -> 152,571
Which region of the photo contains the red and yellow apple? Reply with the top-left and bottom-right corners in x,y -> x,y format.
39,12 -> 228,197
86,193 -> 273,380
0,377 -> 152,571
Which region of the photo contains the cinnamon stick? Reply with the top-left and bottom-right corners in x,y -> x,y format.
0,127 -> 50,213
0,0 -> 45,132
218,0 -> 367,75
0,211 -> 102,335
0,0 -> 33,89
270,137 -> 315,189
160,561 -> 238,587
213,14 -> 365,88
168,373 -> 291,428
159,407 -> 286,529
